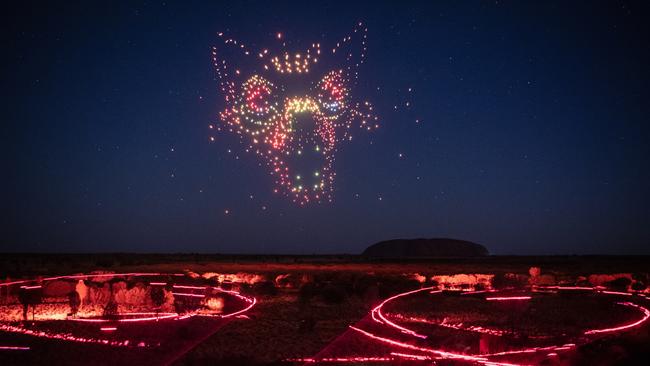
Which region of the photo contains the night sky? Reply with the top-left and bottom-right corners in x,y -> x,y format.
3,1 -> 649,255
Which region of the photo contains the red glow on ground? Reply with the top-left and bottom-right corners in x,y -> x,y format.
0,272 -> 257,350
299,285 -> 650,365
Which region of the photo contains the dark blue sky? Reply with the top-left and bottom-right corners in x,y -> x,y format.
3,1 -> 649,254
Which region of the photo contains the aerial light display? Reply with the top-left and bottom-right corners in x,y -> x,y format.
211,22 -> 378,204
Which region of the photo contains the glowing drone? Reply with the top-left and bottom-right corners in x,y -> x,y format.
211,22 -> 377,205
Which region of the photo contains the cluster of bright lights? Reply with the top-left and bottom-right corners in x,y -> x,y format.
269,44 -> 320,74
212,22 -> 377,204
296,285 -> 650,365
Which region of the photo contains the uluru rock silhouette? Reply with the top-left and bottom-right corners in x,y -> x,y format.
362,238 -> 488,258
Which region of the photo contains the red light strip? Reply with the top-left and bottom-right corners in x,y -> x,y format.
0,323 -> 141,347
0,280 -> 31,288
326,286 -> 649,365
485,296 -> 532,301
19,285 -> 43,290
1,273 -> 184,288
293,356 -> 395,363
349,325 -> 520,365
584,302 -> 650,335
369,286 -> 437,339
599,290 -> 633,296
100,327 -> 117,331
461,289 -> 497,295
390,352 -> 432,360
536,286 -> 594,291
42,272 -> 184,282
391,313 -> 509,336
221,296 -> 257,319
352,324 -> 564,366
0,346 -> 30,351
172,292 -> 205,298
172,285 -> 207,290
69,312 -> 179,323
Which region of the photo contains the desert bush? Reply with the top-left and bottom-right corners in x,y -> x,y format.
631,273 -> 648,291
492,273 -> 525,290
103,300 -> 118,318
632,272 -> 648,282
151,286 -> 165,308
174,294 -> 202,313
252,281 -> 278,296
18,286 -> 43,320
631,281 -> 646,292
605,277 -> 631,291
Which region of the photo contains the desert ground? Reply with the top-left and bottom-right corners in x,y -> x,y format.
1,254 -> 649,365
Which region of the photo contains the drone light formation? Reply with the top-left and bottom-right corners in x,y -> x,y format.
212,22 -> 377,204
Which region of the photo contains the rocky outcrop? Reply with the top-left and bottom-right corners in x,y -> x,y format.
362,238 -> 488,258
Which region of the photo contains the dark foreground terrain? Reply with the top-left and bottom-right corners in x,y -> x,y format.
1,254 -> 649,365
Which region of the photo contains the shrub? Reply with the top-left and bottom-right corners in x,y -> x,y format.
491,273 -> 524,290
151,286 -> 165,308
103,300 -> 118,318
606,277 -> 632,291
252,281 -> 278,296
631,281 -> 646,292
